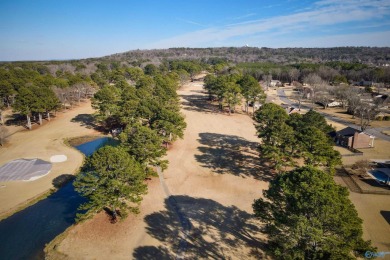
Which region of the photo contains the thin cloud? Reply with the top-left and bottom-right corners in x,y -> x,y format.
177,18 -> 207,28
232,13 -> 257,20
150,0 -> 390,48
263,4 -> 282,9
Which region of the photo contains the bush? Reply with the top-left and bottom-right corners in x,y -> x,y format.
351,160 -> 371,176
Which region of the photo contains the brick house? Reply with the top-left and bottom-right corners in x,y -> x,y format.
335,127 -> 375,149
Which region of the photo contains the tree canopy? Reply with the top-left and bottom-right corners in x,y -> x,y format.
74,146 -> 147,222
253,166 -> 375,259
254,105 -> 341,172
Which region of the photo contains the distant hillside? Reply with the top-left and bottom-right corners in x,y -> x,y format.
102,47 -> 390,66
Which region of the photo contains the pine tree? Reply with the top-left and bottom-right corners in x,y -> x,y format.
74,146 -> 147,222
253,166 -> 375,259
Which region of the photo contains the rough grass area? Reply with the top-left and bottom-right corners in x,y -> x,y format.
66,135 -> 105,147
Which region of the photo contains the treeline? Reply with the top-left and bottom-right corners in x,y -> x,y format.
0,58 -> 213,130
238,61 -> 390,84
0,63 -> 96,128
104,47 -> 390,66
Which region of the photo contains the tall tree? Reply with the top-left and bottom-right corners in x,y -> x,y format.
299,126 -> 341,168
119,123 -> 167,172
254,103 -> 295,170
74,146 -> 147,222
238,75 -> 266,113
223,81 -> 241,115
12,86 -> 35,129
0,125 -> 9,146
254,103 -> 289,144
150,107 -> 187,144
253,166 -> 375,259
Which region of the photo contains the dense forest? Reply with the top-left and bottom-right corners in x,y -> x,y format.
103,47 -> 390,65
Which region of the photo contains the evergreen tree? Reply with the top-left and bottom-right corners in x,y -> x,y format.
238,74 -> 266,113
119,123 -> 167,172
253,166 -> 375,259
12,86 -> 35,129
74,146 -> 147,222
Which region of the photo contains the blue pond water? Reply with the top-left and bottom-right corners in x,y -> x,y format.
0,137 -> 110,260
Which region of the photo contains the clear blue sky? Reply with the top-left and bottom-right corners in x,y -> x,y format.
1,0 -> 390,61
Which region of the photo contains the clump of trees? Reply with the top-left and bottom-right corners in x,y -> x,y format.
0,63 -> 96,131
253,166 -> 375,259
13,85 -> 60,129
254,104 -> 341,172
204,73 -> 265,114
75,61 -> 191,222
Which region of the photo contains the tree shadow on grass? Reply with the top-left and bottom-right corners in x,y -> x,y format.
180,93 -> 219,114
133,196 -> 266,259
195,132 -> 274,181
5,113 -> 29,127
133,246 -> 174,260
71,114 -> 103,131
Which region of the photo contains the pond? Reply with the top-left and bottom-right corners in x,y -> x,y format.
0,137 -> 111,259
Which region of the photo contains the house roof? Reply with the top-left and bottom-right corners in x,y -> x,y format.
336,127 -> 375,138
336,127 -> 361,137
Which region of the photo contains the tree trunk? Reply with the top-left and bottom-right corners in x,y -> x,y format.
26,115 -> 31,130
47,111 -> 51,121
0,111 -> 3,125
38,113 -> 42,125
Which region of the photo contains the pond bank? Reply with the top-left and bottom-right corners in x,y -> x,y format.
0,137 -> 113,259
0,100 -> 98,219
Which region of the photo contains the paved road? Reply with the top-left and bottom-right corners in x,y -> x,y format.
277,89 -> 390,142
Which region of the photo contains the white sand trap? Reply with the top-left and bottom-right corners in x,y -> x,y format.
50,155 -> 68,163
0,159 -> 52,182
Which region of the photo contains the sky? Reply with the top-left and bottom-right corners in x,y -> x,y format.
1,0 -> 390,61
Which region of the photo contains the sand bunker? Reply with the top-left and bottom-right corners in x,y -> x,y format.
50,155 -> 68,163
0,159 -> 52,182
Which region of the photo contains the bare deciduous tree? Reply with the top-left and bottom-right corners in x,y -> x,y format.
0,125 -> 9,146
288,68 -> 300,83
355,102 -> 379,131
303,73 -> 328,103
314,86 -> 333,109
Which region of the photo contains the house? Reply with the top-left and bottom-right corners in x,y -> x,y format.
327,101 -> 342,107
270,80 -> 282,87
335,127 -> 375,149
